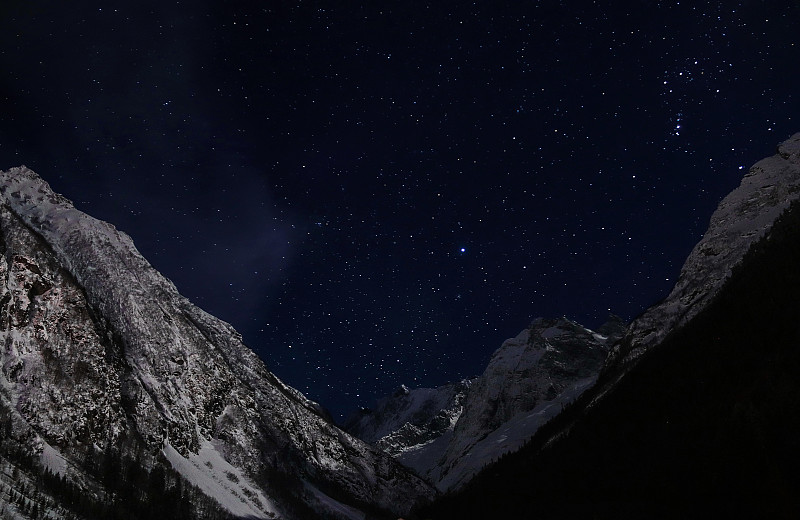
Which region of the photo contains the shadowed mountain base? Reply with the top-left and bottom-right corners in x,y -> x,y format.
421,200 -> 800,519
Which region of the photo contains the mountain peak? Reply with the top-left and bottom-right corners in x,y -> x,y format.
597,313 -> 627,338
778,132 -> 800,158
415,317 -> 614,492
1,165 -> 87,232
0,166 -> 435,519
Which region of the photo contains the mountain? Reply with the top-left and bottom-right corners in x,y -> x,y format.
608,131 -> 800,369
432,316 -> 625,491
421,134 -> 800,518
346,315 -> 625,492
0,166 -> 435,520
343,380 -> 473,455
343,379 -> 473,477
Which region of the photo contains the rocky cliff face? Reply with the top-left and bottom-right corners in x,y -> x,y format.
344,380 -> 473,456
348,315 -> 625,492
432,316 -> 625,491
343,380 -> 472,484
608,132 -> 800,369
0,166 -> 435,519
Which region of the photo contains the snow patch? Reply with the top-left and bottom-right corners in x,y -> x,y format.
163,439 -> 278,519
39,442 -> 68,476
396,429 -> 454,477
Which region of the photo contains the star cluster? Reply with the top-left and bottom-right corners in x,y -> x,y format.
1,1 -> 798,418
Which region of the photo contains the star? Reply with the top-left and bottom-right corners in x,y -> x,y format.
0,1 -> 797,420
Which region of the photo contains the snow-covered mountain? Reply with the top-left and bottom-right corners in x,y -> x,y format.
433,316 -> 625,491
342,379 -> 473,486
345,133 -> 800,499
348,315 -> 625,492
0,166 -> 435,519
420,132 -> 800,520
608,132 -> 800,369
343,380 -> 473,456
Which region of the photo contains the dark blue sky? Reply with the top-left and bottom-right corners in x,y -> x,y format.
1,1 -> 798,418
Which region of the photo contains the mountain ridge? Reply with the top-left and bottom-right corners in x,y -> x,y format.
344,132 -> 800,506
0,165 -> 435,519
346,314 -> 625,492
419,132 -> 800,518
422,190 -> 800,519
608,132 -> 800,369
3,132 -> 798,518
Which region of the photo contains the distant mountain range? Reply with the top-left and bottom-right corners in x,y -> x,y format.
344,315 -> 625,492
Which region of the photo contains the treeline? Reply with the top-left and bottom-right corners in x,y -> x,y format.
0,416 -> 232,520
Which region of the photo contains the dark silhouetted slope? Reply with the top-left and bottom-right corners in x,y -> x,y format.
421,193 -> 800,519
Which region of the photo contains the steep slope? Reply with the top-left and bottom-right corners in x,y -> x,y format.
343,380 -> 473,457
608,132 -> 800,368
424,190 -> 800,520
421,134 -> 800,519
431,316 -> 624,491
0,166 -> 435,519
343,380 -> 472,483
347,316 -> 624,492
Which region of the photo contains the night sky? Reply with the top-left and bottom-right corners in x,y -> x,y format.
1,1 -> 798,419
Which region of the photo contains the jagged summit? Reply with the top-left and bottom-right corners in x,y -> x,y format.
0,166 -> 435,519
344,379 -> 473,448
346,314 -> 625,493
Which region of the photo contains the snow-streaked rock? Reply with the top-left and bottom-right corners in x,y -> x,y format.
348,315 -> 625,492
432,316 -> 625,491
343,380 -> 472,480
163,439 -> 279,519
0,166 -> 435,519
344,380 -> 472,452
608,132 -> 800,367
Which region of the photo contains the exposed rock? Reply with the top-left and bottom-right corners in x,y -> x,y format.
608,132 -> 800,368
0,166 -> 435,519
347,315 -> 625,492
343,379 -> 473,484
344,380 -> 473,454
431,316 -> 624,491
